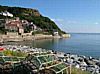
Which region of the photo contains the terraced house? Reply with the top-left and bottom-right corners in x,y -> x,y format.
5,18 -> 23,33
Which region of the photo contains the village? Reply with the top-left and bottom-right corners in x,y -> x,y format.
0,11 -> 70,42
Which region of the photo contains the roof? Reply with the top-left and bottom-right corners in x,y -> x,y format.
6,20 -> 22,26
0,48 -> 4,51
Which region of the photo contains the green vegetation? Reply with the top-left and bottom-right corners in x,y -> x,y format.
0,5 -> 65,34
3,50 -> 27,57
0,19 -> 6,34
71,67 -> 91,74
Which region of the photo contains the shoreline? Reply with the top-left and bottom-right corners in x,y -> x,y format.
0,34 -> 71,42
0,45 -> 99,74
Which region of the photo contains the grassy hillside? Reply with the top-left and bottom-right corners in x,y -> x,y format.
0,5 -> 65,34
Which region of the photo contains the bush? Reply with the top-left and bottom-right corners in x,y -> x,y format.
71,67 -> 91,74
3,50 -> 27,57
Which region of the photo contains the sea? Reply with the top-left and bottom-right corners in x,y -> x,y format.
5,33 -> 100,58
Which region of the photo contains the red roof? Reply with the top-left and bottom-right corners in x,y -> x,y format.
6,21 -> 22,26
0,47 -> 4,51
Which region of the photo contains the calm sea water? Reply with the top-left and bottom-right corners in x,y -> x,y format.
5,33 -> 100,58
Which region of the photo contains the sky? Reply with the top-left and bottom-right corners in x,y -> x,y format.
0,0 -> 100,33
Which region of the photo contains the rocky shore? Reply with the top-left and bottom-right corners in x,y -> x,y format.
0,45 -> 68,74
0,45 -> 100,74
56,52 -> 100,74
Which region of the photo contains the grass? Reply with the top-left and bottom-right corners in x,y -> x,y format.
3,50 -> 27,57
71,67 -> 91,74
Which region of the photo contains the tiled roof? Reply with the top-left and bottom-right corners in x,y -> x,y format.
6,21 -> 22,26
